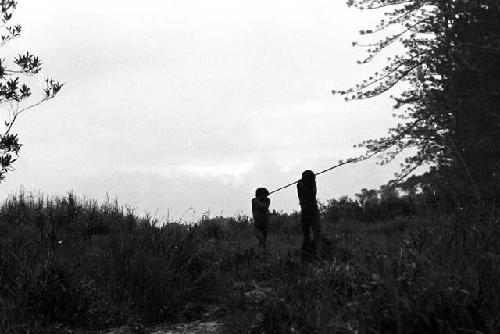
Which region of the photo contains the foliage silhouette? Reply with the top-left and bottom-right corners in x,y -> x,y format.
335,0 -> 500,195
0,1 -> 62,182
1,191 -> 499,333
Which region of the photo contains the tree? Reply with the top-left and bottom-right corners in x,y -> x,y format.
355,187 -> 379,207
334,0 -> 500,197
0,1 -> 62,181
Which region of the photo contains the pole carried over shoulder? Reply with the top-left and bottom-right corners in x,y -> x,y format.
267,152 -> 378,196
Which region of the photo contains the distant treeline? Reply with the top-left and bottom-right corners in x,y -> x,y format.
322,186 -> 417,223
321,166 -> 494,223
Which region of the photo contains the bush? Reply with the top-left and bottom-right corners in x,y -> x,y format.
0,192 -> 230,330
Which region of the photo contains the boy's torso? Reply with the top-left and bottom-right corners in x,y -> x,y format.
252,198 -> 270,228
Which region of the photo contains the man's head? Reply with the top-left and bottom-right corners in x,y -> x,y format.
255,187 -> 270,198
301,170 -> 316,184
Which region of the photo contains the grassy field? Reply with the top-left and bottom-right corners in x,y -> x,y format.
0,191 -> 499,333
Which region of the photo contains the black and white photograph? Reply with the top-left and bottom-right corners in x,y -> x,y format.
0,1 -> 499,333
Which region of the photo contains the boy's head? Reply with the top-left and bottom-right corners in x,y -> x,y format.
301,170 -> 315,182
255,187 -> 270,198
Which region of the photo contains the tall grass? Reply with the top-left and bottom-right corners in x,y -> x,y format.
0,191 -> 499,333
0,191 -> 231,332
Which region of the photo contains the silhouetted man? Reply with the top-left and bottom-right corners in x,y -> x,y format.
297,170 -> 320,259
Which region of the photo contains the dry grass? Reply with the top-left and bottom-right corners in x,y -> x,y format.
0,191 -> 499,333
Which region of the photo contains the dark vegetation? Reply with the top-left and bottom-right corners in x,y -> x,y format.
0,189 -> 499,333
1,1 -> 499,332
0,1 -> 62,181
334,0 -> 500,198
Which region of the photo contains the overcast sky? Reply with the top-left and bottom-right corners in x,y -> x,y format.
0,0 -> 407,221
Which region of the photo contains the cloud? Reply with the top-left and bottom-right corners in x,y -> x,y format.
0,1 -> 411,221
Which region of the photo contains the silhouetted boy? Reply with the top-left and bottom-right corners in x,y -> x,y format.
252,187 -> 270,251
297,170 -> 321,259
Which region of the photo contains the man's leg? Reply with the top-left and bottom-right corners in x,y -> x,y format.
301,215 -> 314,260
311,214 -> 321,257
301,213 -> 311,242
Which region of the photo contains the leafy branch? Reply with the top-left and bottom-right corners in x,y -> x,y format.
0,0 -> 63,181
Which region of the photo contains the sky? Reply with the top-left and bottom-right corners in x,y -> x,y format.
0,0 -> 408,221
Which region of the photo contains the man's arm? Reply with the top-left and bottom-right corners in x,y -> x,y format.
252,198 -> 270,210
